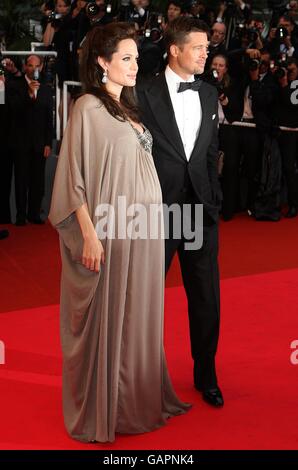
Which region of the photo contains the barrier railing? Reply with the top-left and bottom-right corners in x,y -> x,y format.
63,81 -> 81,133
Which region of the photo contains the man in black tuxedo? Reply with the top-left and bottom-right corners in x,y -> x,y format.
138,17 -> 223,407
6,55 -> 53,225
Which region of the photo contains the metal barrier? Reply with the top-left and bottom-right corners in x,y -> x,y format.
31,42 -> 45,51
223,121 -> 298,132
1,50 -> 57,57
61,80 -> 298,136
63,81 -> 81,133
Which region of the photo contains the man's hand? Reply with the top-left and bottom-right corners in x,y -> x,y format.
283,36 -> 292,50
249,68 -> 259,81
28,80 -> 40,99
2,58 -> 19,75
44,145 -> 51,158
246,48 -> 261,59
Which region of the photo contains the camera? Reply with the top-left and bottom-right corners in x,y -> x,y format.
143,12 -> 163,43
272,55 -> 288,79
204,69 -> 225,97
86,1 -> 111,16
248,58 -> 260,71
33,69 -> 40,81
47,11 -> 63,28
275,26 -> 288,41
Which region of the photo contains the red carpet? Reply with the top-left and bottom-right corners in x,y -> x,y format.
0,215 -> 298,449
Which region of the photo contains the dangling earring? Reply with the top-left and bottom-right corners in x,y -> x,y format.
102,70 -> 108,84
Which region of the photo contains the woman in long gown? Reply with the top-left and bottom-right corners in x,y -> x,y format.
49,22 -> 190,443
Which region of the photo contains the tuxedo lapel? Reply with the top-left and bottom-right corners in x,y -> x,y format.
189,82 -> 213,162
144,73 -> 187,162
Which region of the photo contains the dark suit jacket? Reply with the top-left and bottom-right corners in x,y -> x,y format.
138,73 -> 222,222
6,76 -> 53,154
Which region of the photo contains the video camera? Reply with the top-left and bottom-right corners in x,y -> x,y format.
204,69 -> 226,97
143,12 -> 164,43
47,11 -> 64,28
86,1 -> 112,20
275,25 -> 288,42
272,54 -> 288,79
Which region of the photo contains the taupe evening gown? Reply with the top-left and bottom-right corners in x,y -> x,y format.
49,94 -> 190,443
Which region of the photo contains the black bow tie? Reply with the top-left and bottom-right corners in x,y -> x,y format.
177,79 -> 202,93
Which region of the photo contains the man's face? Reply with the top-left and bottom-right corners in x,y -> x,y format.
260,52 -> 270,74
210,23 -> 226,46
278,17 -> 294,34
24,56 -> 42,79
171,31 -> 209,76
167,4 -> 181,23
287,63 -> 298,81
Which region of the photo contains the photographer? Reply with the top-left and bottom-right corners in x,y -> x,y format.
204,54 -> 244,220
137,12 -> 165,79
43,0 -> 75,88
266,14 -> 298,59
275,57 -> 298,217
76,1 -> 113,50
6,55 -> 53,225
118,0 -> 150,28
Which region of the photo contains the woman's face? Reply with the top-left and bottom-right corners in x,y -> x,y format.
55,0 -> 70,15
211,56 -> 227,81
99,39 -> 138,88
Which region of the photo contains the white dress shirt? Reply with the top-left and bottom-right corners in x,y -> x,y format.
165,65 -> 202,161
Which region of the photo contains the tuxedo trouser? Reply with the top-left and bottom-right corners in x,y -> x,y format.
165,207 -> 220,390
14,147 -> 46,221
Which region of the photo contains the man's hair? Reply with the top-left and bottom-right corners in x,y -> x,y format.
279,13 -> 295,26
24,55 -> 43,66
164,16 -> 209,55
167,1 -> 183,11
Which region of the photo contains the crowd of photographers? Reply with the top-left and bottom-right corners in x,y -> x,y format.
1,0 -> 298,231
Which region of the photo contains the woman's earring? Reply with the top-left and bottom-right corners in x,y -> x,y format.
102,70 -> 108,84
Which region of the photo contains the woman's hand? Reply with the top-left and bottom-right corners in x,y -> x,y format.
82,234 -> 105,273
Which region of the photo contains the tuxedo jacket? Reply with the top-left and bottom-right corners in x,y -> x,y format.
6,76 -> 53,154
138,72 -> 222,222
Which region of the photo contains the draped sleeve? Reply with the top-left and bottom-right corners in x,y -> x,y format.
48,97 -> 88,227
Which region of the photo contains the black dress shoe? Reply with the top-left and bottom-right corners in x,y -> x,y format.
285,206 -> 298,218
202,387 -> 224,407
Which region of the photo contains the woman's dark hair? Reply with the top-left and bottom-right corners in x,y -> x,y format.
80,22 -> 140,123
164,16 -> 209,55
